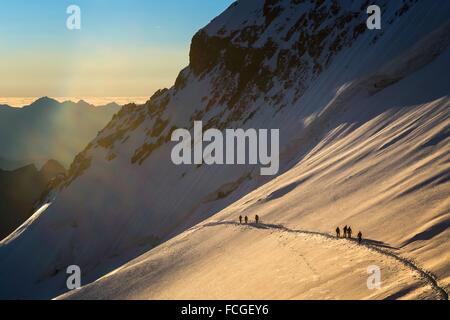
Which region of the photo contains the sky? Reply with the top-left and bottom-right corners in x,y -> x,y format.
0,0 -> 234,104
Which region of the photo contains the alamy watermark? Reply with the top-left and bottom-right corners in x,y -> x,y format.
66,265 -> 81,290
367,5 -> 381,30
367,265 -> 382,290
171,121 -> 279,176
66,5 -> 81,30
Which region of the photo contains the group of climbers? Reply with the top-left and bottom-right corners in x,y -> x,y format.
336,225 -> 363,244
239,215 -> 259,224
237,215 -> 363,244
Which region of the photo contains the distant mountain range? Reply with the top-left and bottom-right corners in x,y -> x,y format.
0,97 -> 121,169
0,160 -> 66,241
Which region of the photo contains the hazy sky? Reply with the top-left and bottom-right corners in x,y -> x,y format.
0,0 -> 234,99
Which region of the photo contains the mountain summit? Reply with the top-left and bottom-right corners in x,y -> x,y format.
26,96 -> 60,109
0,98 -> 121,168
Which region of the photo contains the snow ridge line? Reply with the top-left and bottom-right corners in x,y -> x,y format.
193,221 -> 448,300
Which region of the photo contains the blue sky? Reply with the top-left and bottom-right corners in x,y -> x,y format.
0,0 -> 234,99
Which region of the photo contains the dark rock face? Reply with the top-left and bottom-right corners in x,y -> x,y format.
0,160 -> 66,240
186,0 -> 383,131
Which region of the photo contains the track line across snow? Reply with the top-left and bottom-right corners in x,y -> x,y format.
192,221 -> 448,300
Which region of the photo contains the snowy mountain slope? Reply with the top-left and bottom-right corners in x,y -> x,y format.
64,25 -> 450,299
1,0 -> 449,299
62,221 -> 446,300
65,53 -> 450,301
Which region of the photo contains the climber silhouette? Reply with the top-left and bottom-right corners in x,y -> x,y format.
358,231 -> 363,244
343,225 -> 348,238
239,215 -> 242,224
244,216 -> 248,224
255,215 -> 259,224
347,226 -> 352,239
336,227 -> 340,238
